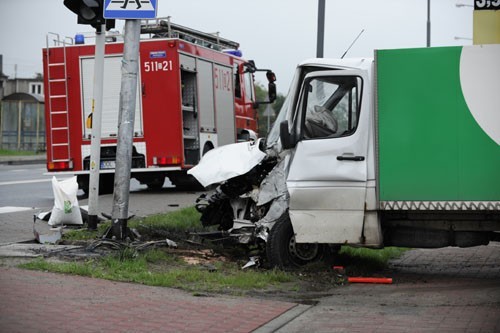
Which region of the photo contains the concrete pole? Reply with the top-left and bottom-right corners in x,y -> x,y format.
107,20 -> 141,240
317,0 -> 326,58
17,101 -> 22,150
87,25 -> 106,230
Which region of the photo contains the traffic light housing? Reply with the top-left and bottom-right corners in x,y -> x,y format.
63,0 -> 115,31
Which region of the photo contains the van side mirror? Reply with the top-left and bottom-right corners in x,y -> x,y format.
280,120 -> 296,149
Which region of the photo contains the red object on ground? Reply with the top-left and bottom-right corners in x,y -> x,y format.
347,277 -> 393,284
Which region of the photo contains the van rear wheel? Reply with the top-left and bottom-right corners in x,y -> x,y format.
266,212 -> 323,268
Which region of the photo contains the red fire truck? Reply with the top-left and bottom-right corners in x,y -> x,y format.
43,20 -> 276,193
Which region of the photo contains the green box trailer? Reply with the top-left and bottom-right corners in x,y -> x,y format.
377,46 -> 500,203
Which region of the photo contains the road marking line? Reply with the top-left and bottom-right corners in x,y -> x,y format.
0,178 -> 52,186
0,206 -> 36,214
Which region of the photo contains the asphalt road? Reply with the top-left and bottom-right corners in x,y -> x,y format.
0,161 -> 203,244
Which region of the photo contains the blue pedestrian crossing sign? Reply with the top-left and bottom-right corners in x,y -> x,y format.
104,0 -> 158,19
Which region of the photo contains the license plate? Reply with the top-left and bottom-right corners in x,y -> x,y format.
100,160 -> 116,169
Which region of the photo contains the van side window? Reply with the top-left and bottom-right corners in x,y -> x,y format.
302,76 -> 362,139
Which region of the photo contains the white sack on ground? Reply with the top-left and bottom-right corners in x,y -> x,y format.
48,176 -> 83,226
188,139 -> 266,187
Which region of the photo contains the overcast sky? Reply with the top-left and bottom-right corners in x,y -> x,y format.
0,0 -> 473,93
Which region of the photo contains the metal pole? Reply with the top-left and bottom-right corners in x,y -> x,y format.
317,0 -> 326,57
107,20 -> 141,240
36,102 -> 40,154
427,0 -> 431,47
87,25 -> 106,230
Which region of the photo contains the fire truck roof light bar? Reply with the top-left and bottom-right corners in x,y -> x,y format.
140,17 -> 240,51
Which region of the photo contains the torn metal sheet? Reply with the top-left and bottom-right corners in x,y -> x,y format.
256,159 -> 288,206
254,159 -> 289,233
188,139 -> 266,187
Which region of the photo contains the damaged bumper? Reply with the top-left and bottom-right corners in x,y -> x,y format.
189,140 -> 289,245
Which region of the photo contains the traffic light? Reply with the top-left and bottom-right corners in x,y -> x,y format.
63,0 -> 115,31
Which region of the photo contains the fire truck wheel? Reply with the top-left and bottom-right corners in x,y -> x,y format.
266,212 -> 325,269
77,175 -> 114,195
146,177 -> 165,190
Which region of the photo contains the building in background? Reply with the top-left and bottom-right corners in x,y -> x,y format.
0,54 -> 45,152
473,2 -> 500,44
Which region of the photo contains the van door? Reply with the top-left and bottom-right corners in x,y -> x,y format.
286,70 -> 370,244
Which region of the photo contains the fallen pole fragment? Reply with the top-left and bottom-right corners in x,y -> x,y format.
347,277 -> 393,284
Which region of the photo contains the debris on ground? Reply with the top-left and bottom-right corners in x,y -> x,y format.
177,248 -> 227,266
333,265 -> 393,284
86,238 -> 178,254
33,215 -> 62,244
347,277 -> 393,284
242,256 -> 260,269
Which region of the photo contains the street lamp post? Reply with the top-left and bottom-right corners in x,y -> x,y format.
427,0 -> 431,47
317,0 -> 326,57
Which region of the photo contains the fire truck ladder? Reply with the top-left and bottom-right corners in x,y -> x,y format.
45,33 -> 72,163
140,17 -> 240,51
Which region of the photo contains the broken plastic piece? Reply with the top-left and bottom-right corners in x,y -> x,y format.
347,277 -> 393,284
165,238 -> 178,248
33,214 -> 62,244
242,256 -> 260,269
35,228 -> 62,244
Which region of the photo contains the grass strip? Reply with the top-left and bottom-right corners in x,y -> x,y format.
19,249 -> 294,293
0,149 -> 43,156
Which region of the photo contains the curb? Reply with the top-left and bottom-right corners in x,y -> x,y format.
253,304 -> 311,333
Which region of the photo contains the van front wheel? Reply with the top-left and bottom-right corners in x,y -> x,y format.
266,213 -> 323,268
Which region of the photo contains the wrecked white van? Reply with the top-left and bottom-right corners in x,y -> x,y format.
189,45 -> 500,268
